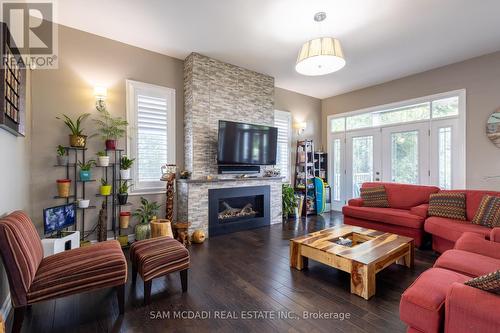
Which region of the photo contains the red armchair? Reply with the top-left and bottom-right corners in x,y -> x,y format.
0,211 -> 127,333
400,230 -> 500,332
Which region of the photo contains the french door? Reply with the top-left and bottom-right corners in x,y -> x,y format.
381,122 -> 430,185
329,122 -> 448,210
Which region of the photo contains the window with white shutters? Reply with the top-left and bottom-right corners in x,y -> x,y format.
126,80 -> 176,193
274,110 -> 292,182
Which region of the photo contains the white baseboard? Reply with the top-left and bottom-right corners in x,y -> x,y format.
0,293 -> 11,323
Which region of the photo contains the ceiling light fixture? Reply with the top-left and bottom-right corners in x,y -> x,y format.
295,12 -> 346,76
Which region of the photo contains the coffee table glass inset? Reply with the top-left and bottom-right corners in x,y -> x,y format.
290,225 -> 414,300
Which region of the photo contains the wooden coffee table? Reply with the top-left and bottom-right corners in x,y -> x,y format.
290,225 -> 414,300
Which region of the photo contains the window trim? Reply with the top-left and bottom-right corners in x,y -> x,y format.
274,110 -> 292,183
126,79 -> 176,194
328,89 -> 465,133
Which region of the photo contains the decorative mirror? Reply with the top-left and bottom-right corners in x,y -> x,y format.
487,109 -> 500,147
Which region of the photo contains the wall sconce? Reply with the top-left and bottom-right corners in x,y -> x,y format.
294,121 -> 307,135
93,86 -> 107,100
94,86 -> 107,109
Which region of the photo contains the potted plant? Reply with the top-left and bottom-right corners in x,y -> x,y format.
282,184 -> 297,219
56,145 -> 68,166
119,156 -> 135,179
77,160 -> 96,181
119,211 -> 131,229
93,100 -> 128,150
99,178 -> 112,196
77,199 -> 90,209
117,181 -> 132,205
56,179 -> 71,197
56,113 -> 93,148
96,151 -> 110,167
133,197 -> 161,241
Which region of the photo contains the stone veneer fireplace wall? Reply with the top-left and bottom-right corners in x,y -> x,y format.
179,53 -> 282,237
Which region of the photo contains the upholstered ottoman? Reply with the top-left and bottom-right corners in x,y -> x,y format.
130,236 -> 190,305
400,268 -> 470,333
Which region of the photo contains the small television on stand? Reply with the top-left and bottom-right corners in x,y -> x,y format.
43,203 -> 76,237
217,120 -> 278,174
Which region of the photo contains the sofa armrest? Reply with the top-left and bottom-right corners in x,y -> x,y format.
348,198 -> 364,207
454,232 -> 500,260
409,204 -> 429,218
490,228 -> 500,243
445,282 -> 500,333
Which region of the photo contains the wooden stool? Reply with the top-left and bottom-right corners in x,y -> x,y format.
130,236 -> 189,305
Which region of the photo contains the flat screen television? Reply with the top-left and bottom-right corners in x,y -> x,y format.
43,203 -> 76,235
217,120 -> 278,165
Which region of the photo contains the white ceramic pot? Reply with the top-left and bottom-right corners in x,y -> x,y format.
78,199 -> 90,208
120,169 -> 131,179
98,156 -> 110,167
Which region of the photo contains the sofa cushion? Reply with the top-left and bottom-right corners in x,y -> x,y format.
342,205 -> 425,229
434,249 -> 500,277
448,189 -> 500,221
360,185 -> 389,207
428,192 -> 467,221
471,195 -> 500,228
362,182 -> 440,210
454,232 -> 500,260
464,270 -> 500,295
27,240 -> 127,304
424,216 -> 491,242
400,268 -> 470,333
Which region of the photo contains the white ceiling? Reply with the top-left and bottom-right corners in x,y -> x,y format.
53,0 -> 500,99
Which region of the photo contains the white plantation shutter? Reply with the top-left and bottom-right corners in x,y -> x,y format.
127,80 -> 176,193
274,110 -> 292,182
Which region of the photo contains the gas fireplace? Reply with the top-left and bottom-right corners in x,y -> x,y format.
208,185 -> 270,236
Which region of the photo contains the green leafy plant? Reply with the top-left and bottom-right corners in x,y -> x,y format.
56,145 -> 66,156
118,181 -> 133,194
120,156 -> 135,170
282,184 -> 297,219
100,178 -> 110,186
93,101 -> 128,140
133,197 -> 161,224
97,151 -> 107,157
56,113 -> 92,136
77,160 -> 96,171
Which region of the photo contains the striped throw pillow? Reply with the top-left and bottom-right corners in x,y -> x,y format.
428,192 -> 467,220
464,270 -> 500,295
472,195 -> 500,228
360,186 -> 390,208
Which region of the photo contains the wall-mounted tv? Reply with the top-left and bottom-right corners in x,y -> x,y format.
217,120 -> 278,165
43,203 -> 76,235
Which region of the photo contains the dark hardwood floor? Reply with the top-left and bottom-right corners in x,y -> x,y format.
9,212 -> 437,333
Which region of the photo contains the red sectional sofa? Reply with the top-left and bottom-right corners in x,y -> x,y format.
343,182 -> 498,252
342,182 -> 440,247
400,231 -> 500,333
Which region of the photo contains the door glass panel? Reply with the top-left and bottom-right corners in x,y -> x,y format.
375,102 -> 430,126
331,118 -> 345,133
438,127 -> 452,189
391,131 -> 419,184
352,136 -> 373,197
333,139 -> 341,201
432,97 -> 459,118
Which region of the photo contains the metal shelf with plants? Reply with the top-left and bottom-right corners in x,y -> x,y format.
54,144 -> 97,245
53,96 -> 133,247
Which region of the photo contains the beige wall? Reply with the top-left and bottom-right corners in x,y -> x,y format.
30,24 -> 184,235
275,87 -> 322,182
322,51 -> 500,190
0,70 -> 31,315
